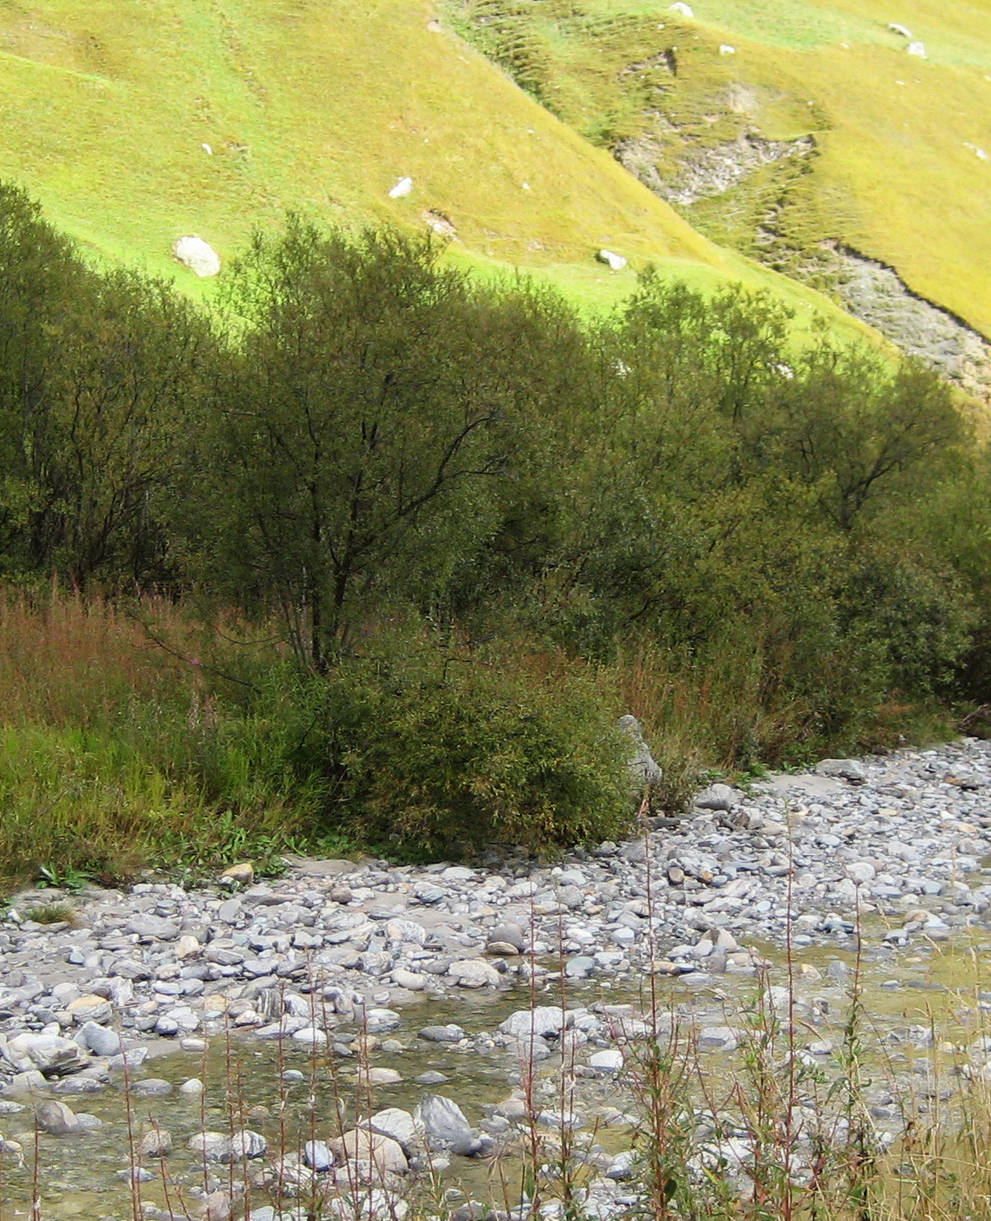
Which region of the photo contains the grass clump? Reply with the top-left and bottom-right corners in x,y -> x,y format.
0,586 -> 635,882
19,901 -> 74,925
0,585 -> 325,888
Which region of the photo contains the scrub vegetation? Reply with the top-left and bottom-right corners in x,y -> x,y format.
0,181 -> 989,884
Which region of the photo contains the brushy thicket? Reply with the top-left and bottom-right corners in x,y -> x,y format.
289,643 -> 633,859
1,182 -> 990,882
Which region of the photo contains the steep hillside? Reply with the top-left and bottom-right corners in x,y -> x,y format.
0,0 -> 869,335
445,0 -> 991,394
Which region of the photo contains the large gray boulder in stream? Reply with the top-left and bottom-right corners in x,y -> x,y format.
414,1094 -> 488,1156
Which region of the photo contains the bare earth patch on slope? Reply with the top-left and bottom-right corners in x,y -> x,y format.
616,124 -> 815,207
614,114 -> 991,401
823,242 -> 991,401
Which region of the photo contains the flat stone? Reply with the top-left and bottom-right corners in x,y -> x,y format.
418,1024 -> 466,1043
499,1006 -> 570,1040
129,1078 -> 173,1097
588,1050 -> 624,1074
126,916 -> 179,941
816,758 -> 868,783
391,968 -> 427,991
447,959 -> 500,988
6,1033 -> 88,1077
331,1127 -> 408,1175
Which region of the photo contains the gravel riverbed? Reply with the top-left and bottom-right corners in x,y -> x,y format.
3,738 -> 991,1218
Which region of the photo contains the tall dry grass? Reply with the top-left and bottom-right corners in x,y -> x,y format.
0,584 -> 316,887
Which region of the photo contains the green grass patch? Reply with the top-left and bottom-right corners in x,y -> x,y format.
0,0 -> 915,351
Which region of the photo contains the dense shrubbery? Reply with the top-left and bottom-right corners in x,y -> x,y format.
1,181 -> 989,876
283,641 -> 633,859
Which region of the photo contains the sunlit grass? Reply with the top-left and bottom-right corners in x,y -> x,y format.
0,0 -> 909,340
444,0 -> 991,339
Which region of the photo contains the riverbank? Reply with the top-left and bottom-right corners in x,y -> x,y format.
2,738 -> 991,1218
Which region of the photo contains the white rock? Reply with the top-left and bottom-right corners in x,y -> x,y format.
499,1006 -> 571,1040
846,861 -> 877,885
816,758 -> 867,783
888,22 -> 912,38
291,1026 -> 327,1047
367,1067 -> 402,1085
172,236 -> 221,278
596,249 -> 628,271
6,1033 -> 87,1077
304,1139 -> 334,1171
385,919 -> 427,945
187,1131 -> 230,1161
366,1007 -> 402,1032
388,176 -> 413,199
331,1127 -> 408,1175
669,1 -> 693,14
719,44 -> 736,55
76,1022 -> 121,1058
907,40 -> 926,57
370,1107 -> 418,1146
228,1129 -> 267,1160
201,142 -> 213,155
447,958 -> 500,988
390,968 -> 427,991
139,1127 -> 173,1158
589,1049 -> 624,1073
694,782 -> 738,812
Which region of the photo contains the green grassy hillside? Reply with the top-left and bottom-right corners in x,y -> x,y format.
444,0 -> 991,378
0,0 -> 874,337
0,1 -> 708,273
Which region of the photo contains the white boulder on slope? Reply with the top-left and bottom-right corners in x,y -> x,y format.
172,235 -> 221,277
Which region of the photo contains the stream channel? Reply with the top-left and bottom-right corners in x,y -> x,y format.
5,740 -> 991,1219
4,916 -> 991,1220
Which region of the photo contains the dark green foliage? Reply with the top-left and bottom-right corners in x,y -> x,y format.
0,183 -> 212,586
285,639 -> 633,859
0,186 -> 987,863
199,220 -> 523,670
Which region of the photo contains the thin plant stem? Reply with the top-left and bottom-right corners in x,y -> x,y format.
118,1034 -> 143,1221
30,1123 -> 40,1221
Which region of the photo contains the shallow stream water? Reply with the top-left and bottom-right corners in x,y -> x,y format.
5,914 -> 991,1220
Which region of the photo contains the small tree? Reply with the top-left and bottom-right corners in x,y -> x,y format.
0,182 -> 88,577
47,269 -> 214,586
204,220 -> 514,669
773,343 -> 964,532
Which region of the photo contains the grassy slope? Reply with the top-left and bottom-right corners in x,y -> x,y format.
444,0 -> 991,336
0,0 -> 870,334
707,0 -> 991,334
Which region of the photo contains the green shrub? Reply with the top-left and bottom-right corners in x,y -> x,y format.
297,645 -> 633,860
